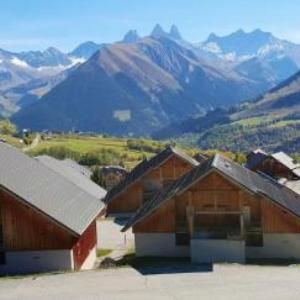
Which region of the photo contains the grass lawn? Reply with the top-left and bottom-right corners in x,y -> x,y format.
232,116 -> 269,126
28,134 -> 166,169
0,134 -> 24,148
97,249 -> 113,257
268,119 -> 300,128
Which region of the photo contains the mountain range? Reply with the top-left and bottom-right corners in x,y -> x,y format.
1,24 -> 300,137
11,35 -> 268,135
0,47 -> 81,116
153,69 -> 300,154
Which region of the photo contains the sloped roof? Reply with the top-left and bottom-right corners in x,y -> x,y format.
35,155 -> 107,199
0,142 -> 104,236
104,146 -> 199,205
123,154 -> 300,231
62,158 -> 92,178
281,180 -> 300,196
246,150 -> 300,179
272,152 -> 300,170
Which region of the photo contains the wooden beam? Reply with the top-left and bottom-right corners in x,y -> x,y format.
186,192 -> 195,236
159,167 -> 162,182
194,211 -> 243,215
240,214 -> 245,238
173,160 -> 176,179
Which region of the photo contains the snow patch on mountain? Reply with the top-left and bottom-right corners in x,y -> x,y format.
70,56 -> 86,65
202,42 -> 222,54
258,42 -> 285,56
11,57 -> 29,68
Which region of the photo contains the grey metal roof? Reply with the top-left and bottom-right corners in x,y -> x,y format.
104,146 -> 199,205
35,155 -> 107,199
123,154 -> 300,231
0,142 -> 104,236
246,150 -> 300,179
272,152 -> 300,170
271,152 -> 300,178
283,180 -> 300,195
62,158 -> 92,178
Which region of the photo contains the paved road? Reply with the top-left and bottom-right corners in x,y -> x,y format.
1,264 -> 300,299
97,218 -> 134,250
23,134 -> 40,152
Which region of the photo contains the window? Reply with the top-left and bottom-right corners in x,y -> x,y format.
0,202 -> 3,249
143,180 -> 162,202
0,252 -> 6,265
246,232 -> 263,247
175,233 -> 190,246
163,179 -> 174,188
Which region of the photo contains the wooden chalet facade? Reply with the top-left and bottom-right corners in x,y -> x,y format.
0,142 -> 104,275
246,150 -> 300,180
104,146 -> 199,215
123,154 -> 300,263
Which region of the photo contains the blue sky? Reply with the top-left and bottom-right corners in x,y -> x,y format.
1,0 -> 300,52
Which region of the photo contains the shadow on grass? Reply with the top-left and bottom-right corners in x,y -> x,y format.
115,254 -> 213,275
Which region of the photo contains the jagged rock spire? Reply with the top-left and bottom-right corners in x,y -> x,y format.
169,25 -> 182,40
122,30 -> 140,43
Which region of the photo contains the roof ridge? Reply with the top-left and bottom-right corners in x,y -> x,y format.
35,155 -> 106,198
35,155 -> 105,198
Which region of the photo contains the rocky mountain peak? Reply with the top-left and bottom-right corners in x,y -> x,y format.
169,25 -> 182,40
151,24 -> 168,38
122,30 -> 140,43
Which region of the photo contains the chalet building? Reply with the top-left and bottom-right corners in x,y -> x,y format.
246,149 -> 300,180
123,154 -> 300,263
104,146 -> 199,215
247,149 -> 300,195
0,142 -> 104,275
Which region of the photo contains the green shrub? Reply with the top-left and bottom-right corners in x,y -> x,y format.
79,148 -> 122,166
32,146 -> 81,161
0,120 -> 17,135
126,139 -> 163,153
90,166 -> 107,188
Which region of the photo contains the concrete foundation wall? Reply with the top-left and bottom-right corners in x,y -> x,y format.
191,239 -> 245,263
135,233 -> 189,257
80,246 -> 96,270
246,234 -> 300,260
0,250 -> 74,275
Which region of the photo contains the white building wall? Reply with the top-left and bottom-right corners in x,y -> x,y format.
135,233 -> 189,257
135,233 -> 300,262
191,239 -> 246,263
80,246 -> 97,270
0,250 -> 74,275
246,234 -> 300,260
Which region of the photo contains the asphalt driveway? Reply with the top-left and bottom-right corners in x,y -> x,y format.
1,264 -> 300,299
97,217 -> 134,250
